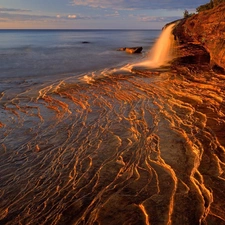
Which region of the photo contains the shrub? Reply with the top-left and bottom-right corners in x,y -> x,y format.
196,0 -> 225,12
183,10 -> 195,18
183,10 -> 189,18
196,1 -> 213,12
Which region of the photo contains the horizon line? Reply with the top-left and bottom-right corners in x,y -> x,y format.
0,28 -> 161,31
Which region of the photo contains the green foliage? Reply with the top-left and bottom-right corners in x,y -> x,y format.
183,10 -> 195,18
183,10 -> 189,18
196,0 -> 225,12
196,1 -> 213,12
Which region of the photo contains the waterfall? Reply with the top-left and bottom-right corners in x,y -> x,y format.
134,23 -> 175,68
149,23 -> 175,66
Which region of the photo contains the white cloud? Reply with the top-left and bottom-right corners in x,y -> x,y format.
68,14 -> 77,19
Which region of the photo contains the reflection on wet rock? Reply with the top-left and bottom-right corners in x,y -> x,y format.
0,64 -> 225,224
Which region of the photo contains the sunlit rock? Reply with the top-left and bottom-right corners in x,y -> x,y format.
173,2 -> 225,70
118,47 -> 143,54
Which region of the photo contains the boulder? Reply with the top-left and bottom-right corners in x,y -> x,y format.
117,47 -> 126,51
125,47 -> 143,54
118,47 -> 143,54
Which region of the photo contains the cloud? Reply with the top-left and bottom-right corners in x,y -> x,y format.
0,12 -> 56,22
138,16 -> 181,22
0,7 -> 31,13
68,14 -> 77,19
0,7 -> 52,23
105,11 -> 120,17
0,11 -> 98,23
0,7 -> 88,23
71,0 -> 207,10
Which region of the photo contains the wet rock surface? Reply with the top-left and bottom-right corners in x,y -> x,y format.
1,60 -> 225,224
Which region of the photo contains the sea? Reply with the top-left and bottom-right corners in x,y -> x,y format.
1,28 -> 225,224
0,29 -> 160,79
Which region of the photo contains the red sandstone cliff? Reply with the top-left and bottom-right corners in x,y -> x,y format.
174,2 -> 225,70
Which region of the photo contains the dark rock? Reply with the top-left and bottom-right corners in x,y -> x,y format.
172,43 -> 210,66
125,47 -> 143,54
117,47 -> 143,54
212,64 -> 225,74
117,47 -> 127,51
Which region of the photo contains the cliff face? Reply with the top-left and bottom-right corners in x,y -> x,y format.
174,3 -> 225,69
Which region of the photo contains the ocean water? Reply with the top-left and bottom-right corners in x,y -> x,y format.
1,28 -> 225,225
0,29 -> 160,79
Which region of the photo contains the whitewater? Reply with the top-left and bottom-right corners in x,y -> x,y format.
0,25 -> 225,225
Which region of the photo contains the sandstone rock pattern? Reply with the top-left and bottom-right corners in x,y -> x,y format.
1,63 -> 225,224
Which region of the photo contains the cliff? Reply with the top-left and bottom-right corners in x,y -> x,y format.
173,2 -> 225,70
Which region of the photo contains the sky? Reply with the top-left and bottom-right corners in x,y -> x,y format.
0,0 -> 208,29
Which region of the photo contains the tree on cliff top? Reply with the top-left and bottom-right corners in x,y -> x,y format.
196,0 -> 225,12
183,10 -> 195,18
196,0 -> 213,12
183,10 -> 190,18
